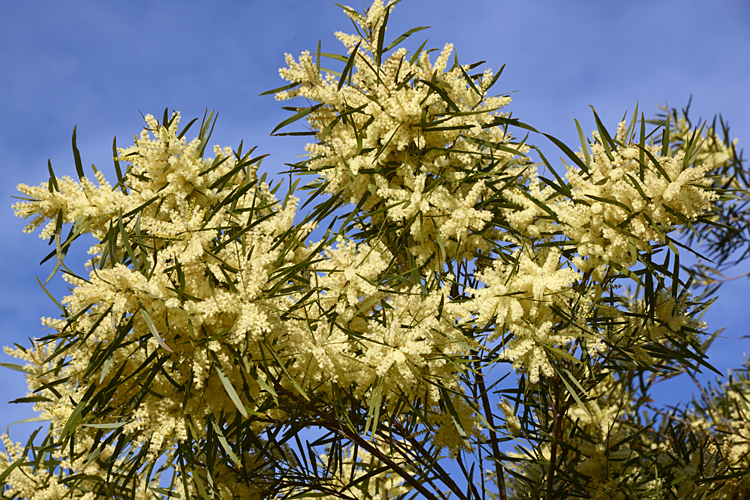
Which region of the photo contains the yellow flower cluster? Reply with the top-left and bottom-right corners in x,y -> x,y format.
6,106 -> 483,497
3,1 -> 741,497
648,371 -> 750,499
281,442 -> 408,500
506,121 -> 718,282
469,247 -> 586,383
7,113 -> 308,496
505,376 -> 662,500
276,0 -> 527,267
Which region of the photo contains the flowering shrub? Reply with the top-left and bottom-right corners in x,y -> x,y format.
2,1 -> 748,499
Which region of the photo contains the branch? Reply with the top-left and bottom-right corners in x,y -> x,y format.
473,350 -> 507,500
265,369 -> 443,500
545,373 -> 561,500
376,426 -> 454,500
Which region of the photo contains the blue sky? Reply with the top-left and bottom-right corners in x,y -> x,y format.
2,0 -> 750,443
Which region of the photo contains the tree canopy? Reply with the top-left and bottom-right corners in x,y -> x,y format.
2,1 -> 749,499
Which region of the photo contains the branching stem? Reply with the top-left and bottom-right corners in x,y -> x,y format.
473,351 -> 507,500
545,373 -> 561,500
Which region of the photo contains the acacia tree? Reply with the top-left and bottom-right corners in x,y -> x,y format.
2,1 -> 748,499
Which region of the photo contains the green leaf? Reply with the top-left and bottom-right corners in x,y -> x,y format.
601,257 -> 644,286
439,387 -> 471,449
627,237 -> 638,265
119,209 -> 141,273
545,346 -> 581,365
557,370 -> 590,417
211,419 -> 242,466
213,355 -> 248,419
0,362 -> 31,374
384,26 -> 429,53
640,146 -> 672,182
177,117 -> 199,140
260,341 -> 310,401
574,119 -> 591,169
420,124 -> 474,132
639,112 -> 646,179
4,416 -> 49,427
431,218 -> 447,261
316,39 -> 321,71
543,132 -> 589,174
419,78 -> 460,112
111,137 -> 128,194
246,366 -> 278,397
139,303 -> 173,352
318,52 -> 348,62
338,41 -> 362,91
9,396 -> 52,404
82,421 -> 130,429
409,39 -> 429,65
364,378 -> 383,437
60,397 -> 87,439
535,147 -> 571,195
47,160 -> 59,192
374,6 -> 389,66
72,125 -> 85,179
270,104 -> 323,136
43,210 -> 66,285
589,106 -> 615,160
259,82 -> 301,96
484,63 -> 506,92
149,487 -> 182,498
464,137 -> 528,157
486,116 -> 539,134
0,457 -> 22,484
197,109 -> 218,158
459,63 -> 481,96
36,276 -> 67,316
625,173 -> 649,201
519,189 -> 557,219
661,114 -> 671,157
584,194 -> 632,213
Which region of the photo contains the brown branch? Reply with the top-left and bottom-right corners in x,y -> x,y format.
330,424 -> 441,500
687,371 -> 736,434
264,370 -> 443,500
473,350 -> 507,500
545,373 -> 561,500
455,450 -> 484,500
703,270 -> 750,285
383,423 -> 463,500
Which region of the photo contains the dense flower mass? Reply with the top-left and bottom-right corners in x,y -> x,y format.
469,247 -> 586,383
276,0 -> 528,267
2,1 -> 746,499
504,121 -> 719,280
8,113 -> 308,497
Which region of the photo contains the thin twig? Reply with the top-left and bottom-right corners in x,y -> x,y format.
456,450 -> 484,500
377,425 -> 455,500
266,371 -> 444,500
687,371 -> 736,434
545,373 -> 560,500
473,350 -> 507,500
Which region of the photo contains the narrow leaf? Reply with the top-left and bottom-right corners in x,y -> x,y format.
72,125 -> 85,179
213,358 -> 248,418
439,387 -> 471,449
0,363 -> 31,374
259,81 -> 301,96
139,304 -> 173,352
384,26 -> 430,52
211,419 -> 242,466
543,132 -> 588,174
338,41 -> 362,91
270,104 -> 323,136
